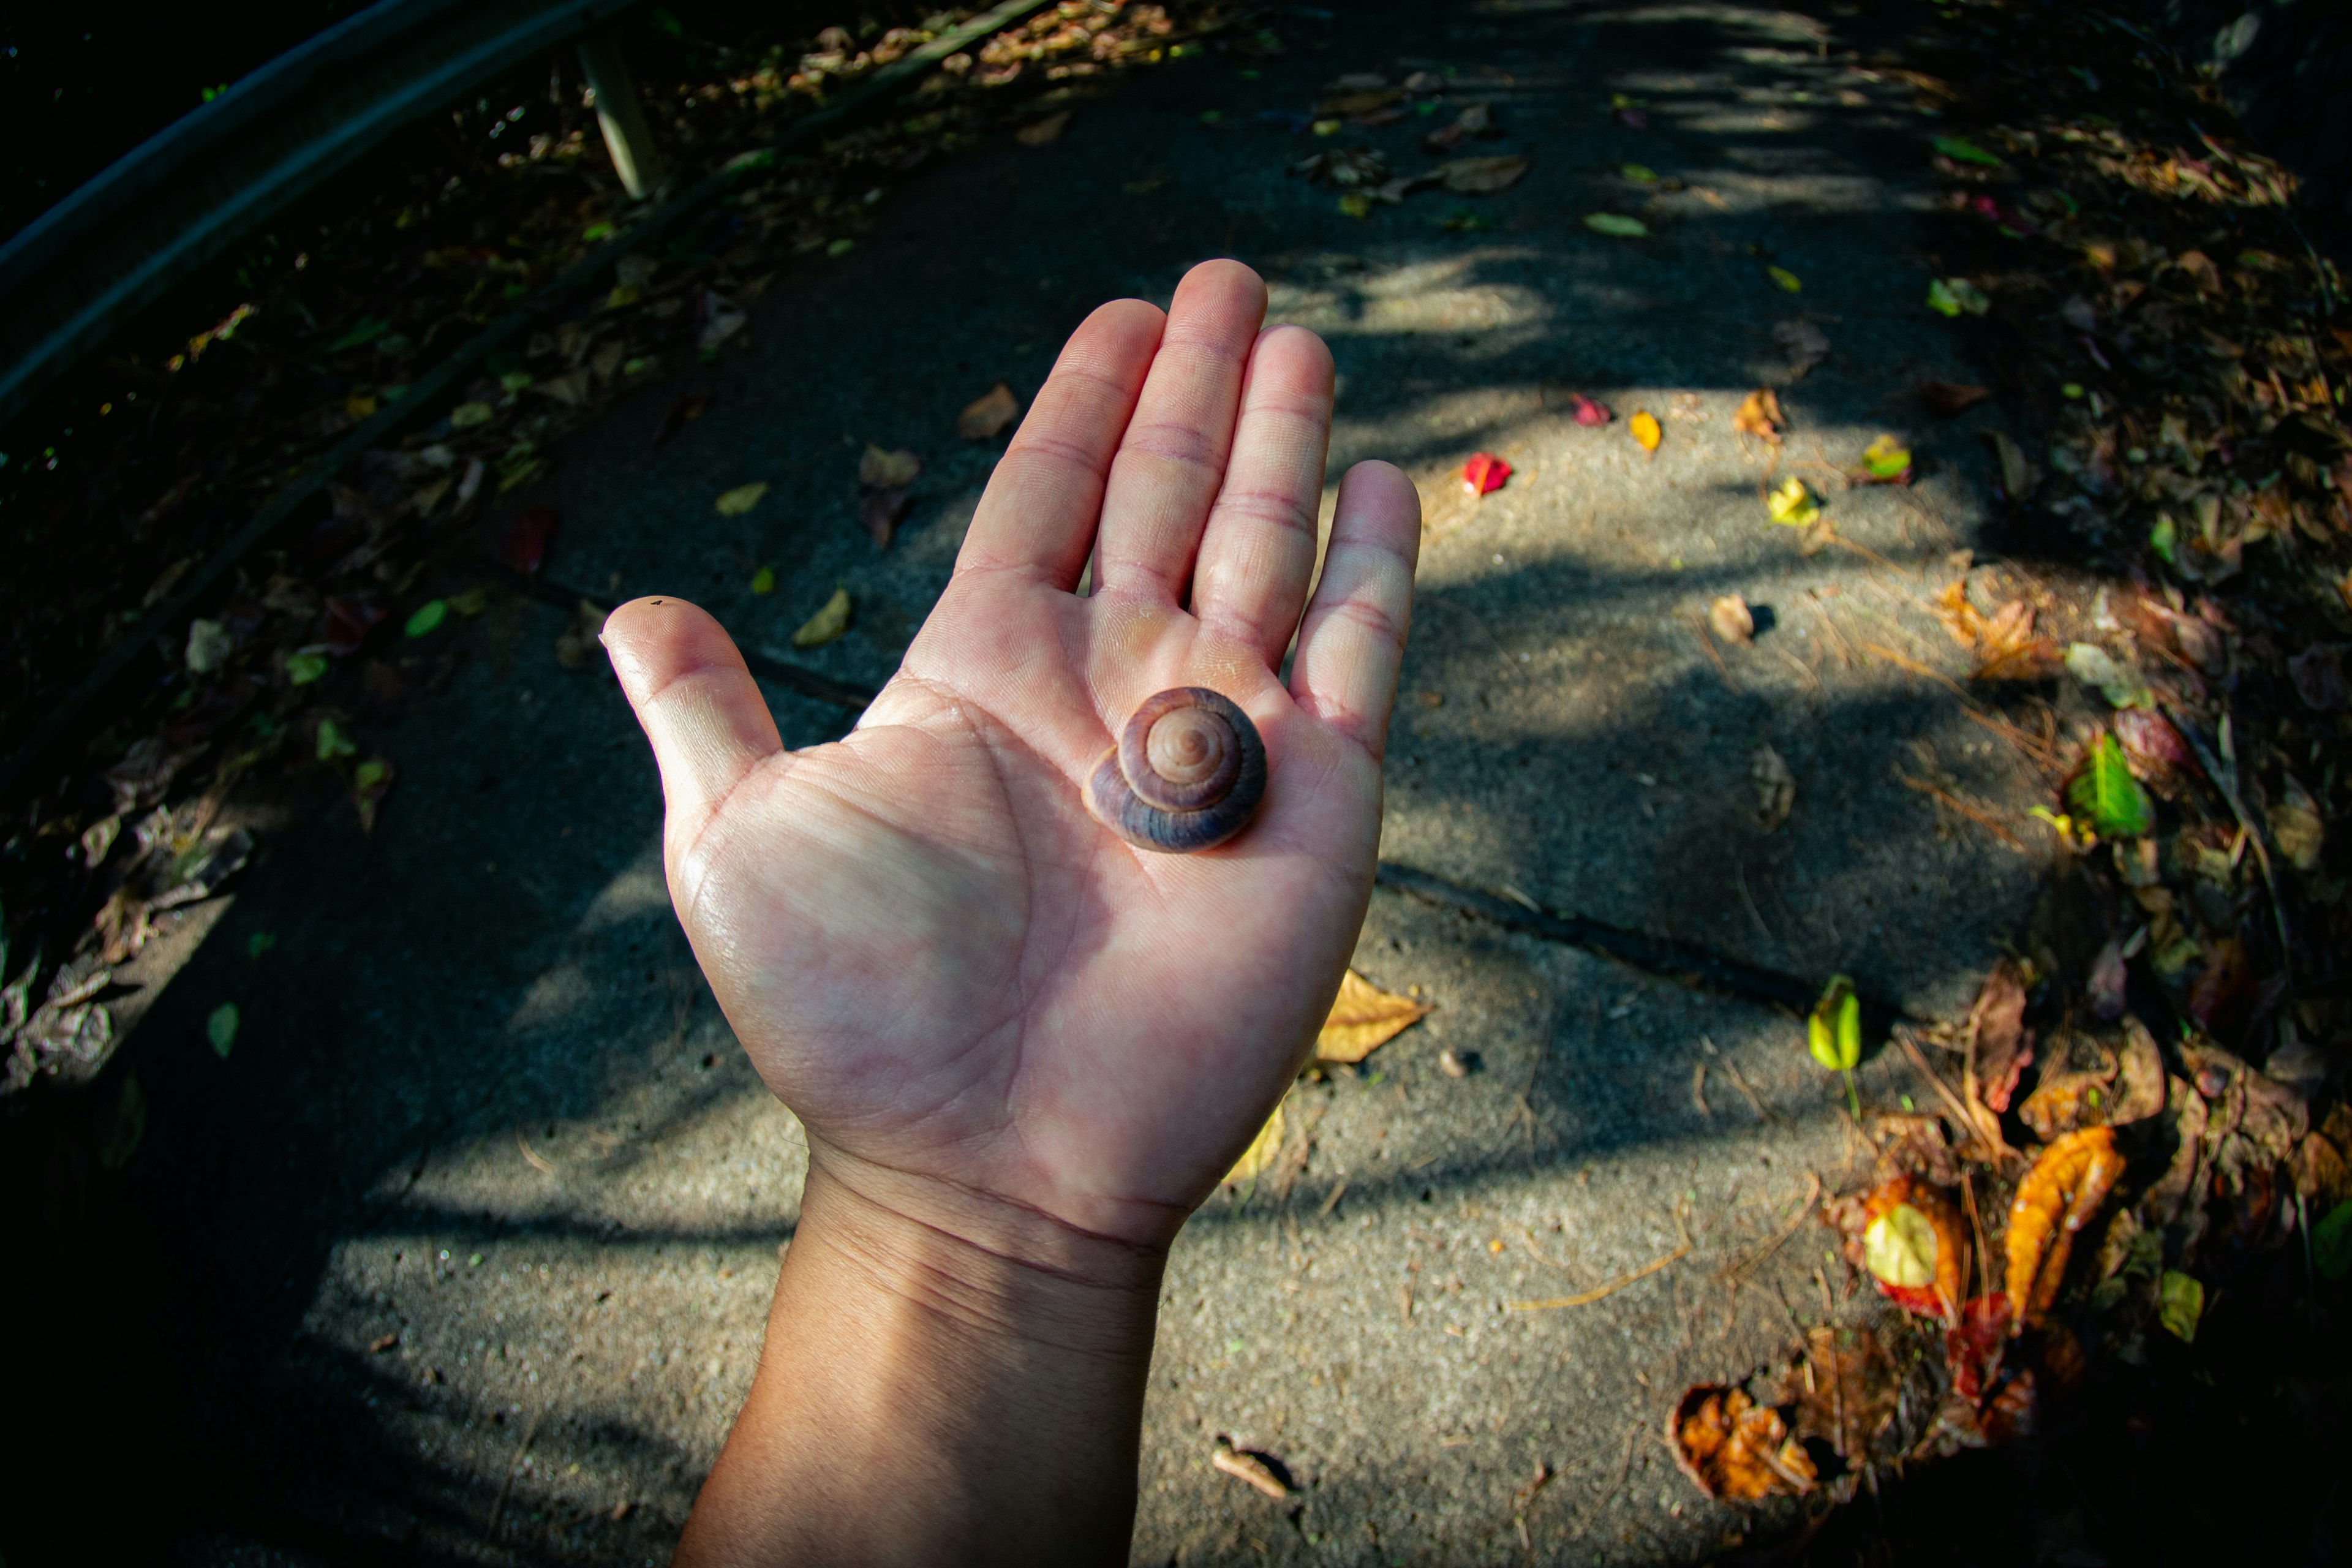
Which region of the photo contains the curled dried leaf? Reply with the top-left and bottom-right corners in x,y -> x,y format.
1668,1385 -> 1815,1502
1733,389 -> 1784,446
1316,970 -> 1431,1063
2004,1126 -> 2123,1327
1708,594 -> 1755,645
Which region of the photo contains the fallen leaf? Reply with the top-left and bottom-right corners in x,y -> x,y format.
2313,1202 -> 2352,1280
2289,643 -> 2345,710
2086,938 -> 2127,1020
1226,1098 -> 1285,1183
861,489 -> 913,548
1567,393 -> 1612,426
552,600 -> 606,669
1015,110 -> 1072,145
1708,594 -> 1754,644
353,755 -> 396,833
652,391 -> 711,447
2106,1016 -> 2167,1124
206,1003 -> 239,1059
2269,776 -> 2324,870
1316,969 -> 1432,1063
957,382 -> 1021,439
369,1332 -> 401,1354
448,400 -> 495,430
2018,1054 -> 2116,1142
749,566 -> 777,595
533,369 -> 592,408
1765,476 -> 1820,527
699,290 -> 748,352
1932,134 -> 2004,168
1966,959 -> 2041,1114
1461,451 -> 1512,495
1926,581 -> 2062,681
1985,430 -> 2035,500
1772,320 -> 1830,377
1630,410 -> 1662,453
1751,742 -> 1794,830
1766,265 -> 1802,293
715,482 -> 770,517
2186,938 -> 2252,1035
1928,277 -> 1992,317
2004,1126 -> 2123,1325
1583,213 -> 1648,238
2064,643 -> 2153,709
1732,389 -> 1784,446
2157,1270 -> 2203,1341
2067,733 -> 2157,838
1943,1292 -> 2013,1405
1918,379 -> 1992,416
1784,1327 -> 1901,1465
323,598 -> 387,657
1210,1442 -> 1292,1499
502,506 -> 559,573
1440,155 -> 1528,193
859,445 -> 922,489
1852,1174 -> 1967,1319
791,587 -> 852,649
2113,709 -> 2194,790
185,619 -> 233,674
404,600 -> 447,638
1853,434 -> 1913,484
1668,1385 -> 1815,1501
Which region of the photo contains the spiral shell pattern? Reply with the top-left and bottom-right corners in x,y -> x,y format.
1084,687 -> 1267,853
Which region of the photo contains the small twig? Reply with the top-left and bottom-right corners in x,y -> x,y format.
516,1129 -> 557,1177
1691,1061 -> 1711,1118
1507,1244 -> 1688,1312
1316,1177 -> 1348,1219
1897,772 -> 2026,851
487,1406 -> 548,1538
1722,1172 -> 1822,1284
1719,1058 -> 1777,1124
1962,705 -> 2063,774
1894,1025 -> 2014,1164
1863,641 -> 1980,708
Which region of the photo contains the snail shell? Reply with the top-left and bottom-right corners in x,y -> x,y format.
1084,687 -> 1267,854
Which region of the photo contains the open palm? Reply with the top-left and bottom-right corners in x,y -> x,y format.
603,262 -> 1419,1250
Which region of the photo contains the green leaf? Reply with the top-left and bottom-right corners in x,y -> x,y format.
2065,643 -> 2154,709
2149,513 -> 2177,564
246,932 -> 277,960
286,650 -> 329,686
2315,1201 -> 2352,1280
750,565 -> 777,594
1766,265 -> 1802,293
316,718 -> 357,763
2157,1270 -> 2203,1341
2067,733 -> 2156,838
404,600 -> 448,638
1932,135 -> 2003,168
1926,276 -> 1991,317
207,1003 -> 240,1059
1583,213 -> 1648,238
1808,975 -> 1861,1072
326,317 -> 391,353
1620,164 -> 1657,184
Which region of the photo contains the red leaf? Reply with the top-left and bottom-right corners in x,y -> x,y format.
2113,708 -> 2195,787
1568,393 -> 1613,427
1943,1292 -> 2012,1404
1461,452 -> 1512,495
323,598 -> 386,657
503,506 -> 559,575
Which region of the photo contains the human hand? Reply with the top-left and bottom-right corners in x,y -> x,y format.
602,259 -> 1419,1257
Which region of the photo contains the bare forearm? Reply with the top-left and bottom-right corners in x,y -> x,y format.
676,1153 -> 1167,1567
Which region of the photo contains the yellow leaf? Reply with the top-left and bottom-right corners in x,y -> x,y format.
1766,475 -> 1821,526
715,481 -> 770,516
1863,1204 -> 1937,1287
1630,410 -> 1662,453
1316,968 -> 1433,1063
791,587 -> 851,647
1225,1099 -> 1286,1183
1767,266 -> 1802,293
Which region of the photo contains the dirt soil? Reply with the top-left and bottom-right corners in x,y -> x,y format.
7,3 -> 2348,1566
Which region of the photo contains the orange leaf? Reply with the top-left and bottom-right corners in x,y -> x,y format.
1630,410 -> 1662,453
1668,1385 -> 1815,1501
2003,1126 -> 2123,1327
1854,1175 -> 1967,1321
1316,969 -> 1431,1063
1732,388 -> 1784,446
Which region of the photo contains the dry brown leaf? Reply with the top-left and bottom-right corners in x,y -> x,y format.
1224,1099 -> 1286,1183
1966,958 -> 2034,1114
1668,1385 -> 1815,1502
791,587 -> 852,649
957,382 -> 1021,440
2003,1126 -> 2123,1326
1732,388 -> 1784,446
1787,1327 -> 1900,1462
1316,969 -> 1431,1063
1708,594 -> 1755,644
1015,110 -> 1072,145
859,445 -> 922,488
1933,581 -> 2061,680
1440,154 -> 1529,193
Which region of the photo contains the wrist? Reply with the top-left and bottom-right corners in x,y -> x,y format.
796,1145 -> 1168,1357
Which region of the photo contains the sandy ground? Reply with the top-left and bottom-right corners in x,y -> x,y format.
61,3 -> 2072,1562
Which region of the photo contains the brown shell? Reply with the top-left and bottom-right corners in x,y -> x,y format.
1084,687 -> 1267,853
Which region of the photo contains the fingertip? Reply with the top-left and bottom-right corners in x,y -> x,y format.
600,595 -> 746,707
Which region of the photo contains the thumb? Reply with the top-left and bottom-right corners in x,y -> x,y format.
602,597 -> 783,840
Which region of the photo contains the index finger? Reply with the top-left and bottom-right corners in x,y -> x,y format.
954,298 -> 1166,592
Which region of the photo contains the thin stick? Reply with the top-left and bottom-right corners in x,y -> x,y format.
1895,1026 -> 2013,1163
1863,641 -> 1980,707
487,1406 -> 548,1538
1897,772 -> 2026,851
1722,1172 -> 1822,1283
1316,1177 -> 1348,1219
1719,1058 -> 1777,1123
1507,1245 -> 1688,1312
516,1129 -> 557,1176
1962,706 -> 2062,773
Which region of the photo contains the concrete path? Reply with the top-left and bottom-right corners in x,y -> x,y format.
99,4 -> 2062,1562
